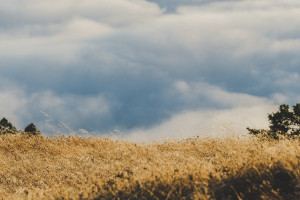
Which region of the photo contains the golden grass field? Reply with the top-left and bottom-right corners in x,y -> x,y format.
0,134 -> 299,199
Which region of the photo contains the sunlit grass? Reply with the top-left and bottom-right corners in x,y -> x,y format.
0,134 -> 299,199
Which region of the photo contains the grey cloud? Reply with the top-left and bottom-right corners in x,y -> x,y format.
0,0 -> 300,137
0,0 -> 162,28
148,0 -> 240,12
127,87 -> 275,142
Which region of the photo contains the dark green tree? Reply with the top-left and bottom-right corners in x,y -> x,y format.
0,118 -> 17,134
247,103 -> 300,139
291,103 -> 300,136
24,123 -> 40,136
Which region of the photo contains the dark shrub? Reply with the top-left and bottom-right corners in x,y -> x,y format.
24,123 -> 40,136
0,118 -> 17,134
248,103 -> 300,139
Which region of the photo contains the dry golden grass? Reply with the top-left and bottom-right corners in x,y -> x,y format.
0,134 -> 299,199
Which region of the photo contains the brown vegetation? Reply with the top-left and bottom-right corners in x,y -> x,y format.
0,134 -> 299,199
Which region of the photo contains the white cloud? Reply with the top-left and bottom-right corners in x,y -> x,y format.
146,0 -> 300,60
1,0 -> 162,26
2,0 -> 300,63
0,17 -> 114,61
172,81 -> 268,108
0,0 -> 162,60
28,91 -> 111,132
127,83 -> 275,142
58,17 -> 114,40
174,81 -> 190,94
0,82 -> 111,133
0,88 -> 27,128
130,77 -> 297,143
127,103 -> 275,142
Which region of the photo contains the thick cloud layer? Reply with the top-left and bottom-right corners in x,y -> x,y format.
0,0 -> 300,139
149,0 -> 240,12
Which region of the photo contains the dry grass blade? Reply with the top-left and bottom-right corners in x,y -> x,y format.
0,135 -> 298,199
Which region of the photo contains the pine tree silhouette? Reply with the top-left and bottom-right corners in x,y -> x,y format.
24,123 -> 40,136
0,118 -> 17,134
247,103 -> 300,139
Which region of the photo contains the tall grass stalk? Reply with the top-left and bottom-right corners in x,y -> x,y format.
0,134 -> 299,199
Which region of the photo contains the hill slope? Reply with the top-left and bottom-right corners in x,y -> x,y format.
0,135 -> 299,199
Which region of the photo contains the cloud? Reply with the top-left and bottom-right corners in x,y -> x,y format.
148,0 -> 238,12
0,0 -> 162,27
28,91 -> 111,134
127,101 -> 276,143
0,18 -> 114,62
0,85 -> 111,134
0,0 -> 300,140
0,0 -> 162,60
0,88 -> 28,128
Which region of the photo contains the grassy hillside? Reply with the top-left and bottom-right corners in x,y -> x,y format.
0,134 -> 299,199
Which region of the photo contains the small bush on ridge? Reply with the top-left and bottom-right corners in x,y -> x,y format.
247,103 -> 300,139
0,118 -> 17,134
24,123 -> 40,136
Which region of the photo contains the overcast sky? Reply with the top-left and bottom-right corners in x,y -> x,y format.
1,0 -> 300,141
